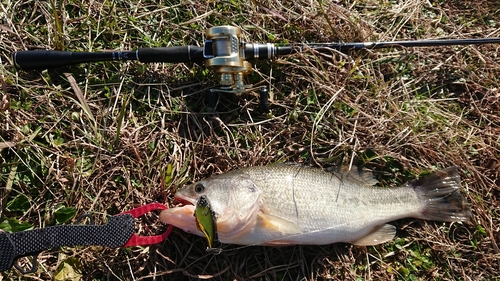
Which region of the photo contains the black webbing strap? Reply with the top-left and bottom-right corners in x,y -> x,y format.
0,214 -> 134,273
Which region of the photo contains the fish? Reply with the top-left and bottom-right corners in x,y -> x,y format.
159,164 -> 470,246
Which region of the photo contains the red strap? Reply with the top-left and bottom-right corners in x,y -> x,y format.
118,203 -> 174,247
121,203 -> 168,217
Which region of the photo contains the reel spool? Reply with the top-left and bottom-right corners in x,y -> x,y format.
204,26 -> 252,93
203,26 -> 273,95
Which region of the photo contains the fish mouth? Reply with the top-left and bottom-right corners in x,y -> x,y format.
174,193 -> 197,206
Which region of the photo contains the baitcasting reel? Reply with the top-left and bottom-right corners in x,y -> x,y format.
205,26 -> 265,94
203,25 -> 277,111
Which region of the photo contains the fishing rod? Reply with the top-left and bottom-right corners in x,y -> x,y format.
13,25 -> 500,110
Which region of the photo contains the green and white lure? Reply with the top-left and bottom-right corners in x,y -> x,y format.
194,195 -> 221,253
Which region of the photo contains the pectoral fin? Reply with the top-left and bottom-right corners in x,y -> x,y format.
257,213 -> 302,234
352,224 -> 396,246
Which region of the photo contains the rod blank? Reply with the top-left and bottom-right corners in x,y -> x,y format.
318,37 -> 500,52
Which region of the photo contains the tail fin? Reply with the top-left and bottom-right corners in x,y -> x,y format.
412,167 -> 471,222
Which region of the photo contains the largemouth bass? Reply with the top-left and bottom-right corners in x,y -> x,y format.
159,164 -> 470,246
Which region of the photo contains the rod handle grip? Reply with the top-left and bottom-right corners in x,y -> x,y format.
13,50 -> 116,70
137,46 -> 204,63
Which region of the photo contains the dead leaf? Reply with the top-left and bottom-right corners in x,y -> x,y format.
0,141 -> 15,150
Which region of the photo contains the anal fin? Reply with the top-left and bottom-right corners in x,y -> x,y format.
352,224 -> 396,246
257,213 -> 302,235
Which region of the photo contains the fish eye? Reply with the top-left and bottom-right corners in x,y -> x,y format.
194,183 -> 205,193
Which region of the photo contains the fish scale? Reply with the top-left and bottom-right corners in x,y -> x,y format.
256,166 -> 412,214
240,165 -> 421,244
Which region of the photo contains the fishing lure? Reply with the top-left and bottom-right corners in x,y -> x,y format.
194,195 -> 221,253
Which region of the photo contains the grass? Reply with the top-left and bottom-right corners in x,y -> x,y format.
1,0 -> 499,280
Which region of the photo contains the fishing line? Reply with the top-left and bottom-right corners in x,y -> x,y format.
291,166 -> 302,220
330,169 -> 344,203
325,165 -> 346,203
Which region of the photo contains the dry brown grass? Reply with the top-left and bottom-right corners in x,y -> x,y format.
1,0 -> 499,280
